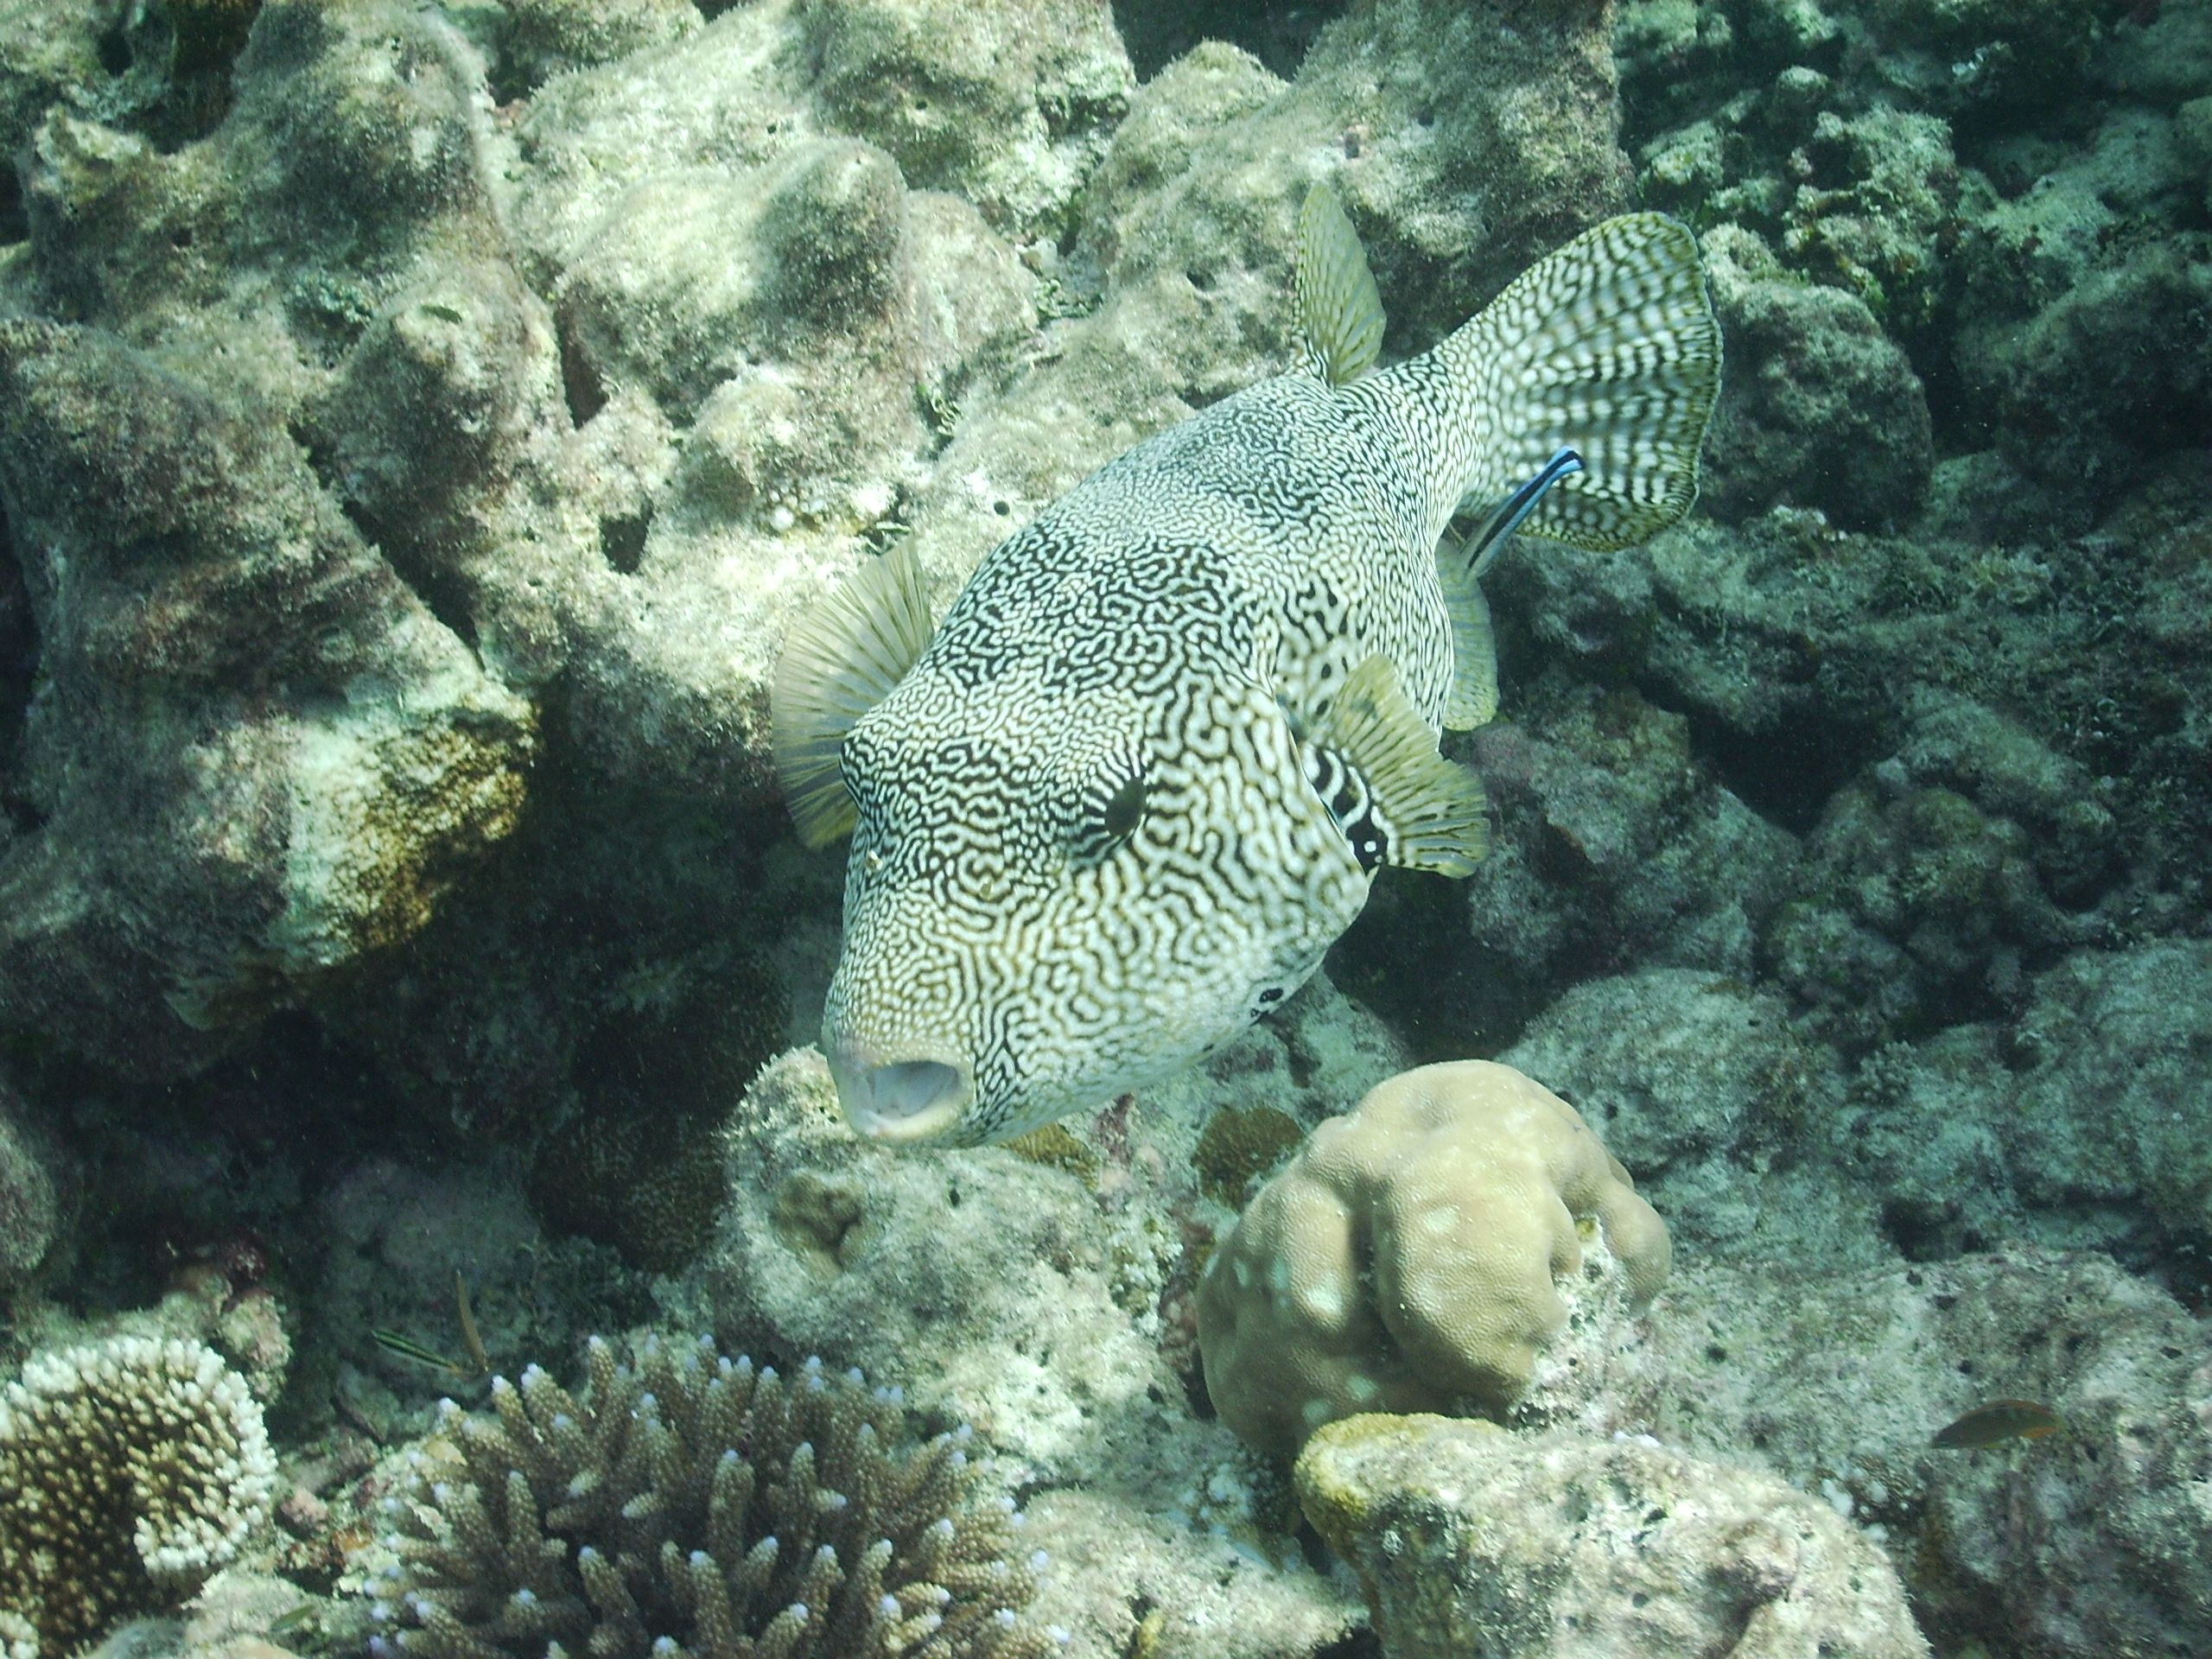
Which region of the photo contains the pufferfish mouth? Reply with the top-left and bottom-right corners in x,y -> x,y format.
828,1037 -> 975,1143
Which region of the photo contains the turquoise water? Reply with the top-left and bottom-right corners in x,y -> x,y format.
0,3 -> 2205,1656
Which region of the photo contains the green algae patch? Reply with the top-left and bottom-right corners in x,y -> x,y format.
1295,1411 -> 1503,1546
1193,1103 -> 1305,1205
1006,1121 -> 1102,1185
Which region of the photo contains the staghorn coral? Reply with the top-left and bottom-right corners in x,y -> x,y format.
0,1334 -> 278,1656
371,1334 -> 1056,1659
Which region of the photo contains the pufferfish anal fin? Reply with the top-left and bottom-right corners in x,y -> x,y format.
1442,212 -> 1721,554
1306,655 -> 1488,875
772,544 -> 935,848
1295,183 -> 1387,387
1433,550 -> 1499,732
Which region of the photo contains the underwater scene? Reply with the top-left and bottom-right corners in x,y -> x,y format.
0,0 -> 2208,1656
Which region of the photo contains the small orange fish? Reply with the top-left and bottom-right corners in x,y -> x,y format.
1931,1399 -> 2064,1449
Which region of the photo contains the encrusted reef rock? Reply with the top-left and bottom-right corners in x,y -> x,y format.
1296,1412 -> 1929,1659
1198,1061 -> 1670,1458
1644,1250 -> 2212,1659
0,3 -> 550,1072
689,1001 -> 1405,1659
0,1079 -> 66,1290
0,315 -> 534,1069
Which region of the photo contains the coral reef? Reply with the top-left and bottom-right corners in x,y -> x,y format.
372,1332 -> 1052,1659
0,0 -> 2203,1656
1296,1412 -> 1929,1659
693,1002 -> 1391,1657
0,1334 -> 277,1656
1197,1061 -> 1670,1458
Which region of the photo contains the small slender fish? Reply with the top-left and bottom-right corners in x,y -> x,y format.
1456,445 -> 1586,579
1930,1399 -> 2064,1448
372,1327 -> 468,1376
267,1603 -> 321,1636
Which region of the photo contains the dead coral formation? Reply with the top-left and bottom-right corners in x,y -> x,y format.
527,952 -> 789,1270
372,1333 -> 1053,1659
1198,1062 -> 1670,1459
0,1084 -> 65,1290
0,1334 -> 277,1656
1296,1413 -> 1930,1659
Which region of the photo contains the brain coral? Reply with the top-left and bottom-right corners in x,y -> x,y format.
1198,1061 -> 1670,1457
372,1333 -> 1054,1659
0,1333 -> 277,1655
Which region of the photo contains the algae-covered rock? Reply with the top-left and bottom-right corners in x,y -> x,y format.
0,318 -> 533,1068
1699,226 -> 1933,530
1296,1412 -> 1929,1659
1645,1250 -> 2212,1659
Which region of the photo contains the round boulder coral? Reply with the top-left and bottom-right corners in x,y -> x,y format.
0,1334 -> 277,1654
372,1334 -> 1053,1659
1198,1061 -> 1670,1457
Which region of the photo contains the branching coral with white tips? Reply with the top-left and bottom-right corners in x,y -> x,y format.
0,1334 -> 277,1655
370,1332 -> 1058,1659
1198,1060 -> 1671,1457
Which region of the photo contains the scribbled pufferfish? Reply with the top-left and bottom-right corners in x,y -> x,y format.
773,185 -> 1721,1147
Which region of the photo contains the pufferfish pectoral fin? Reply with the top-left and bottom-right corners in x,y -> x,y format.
1295,183 -> 1387,387
771,543 -> 935,848
1308,655 -> 1488,876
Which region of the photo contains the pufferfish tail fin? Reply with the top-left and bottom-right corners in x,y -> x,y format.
1430,213 -> 1721,554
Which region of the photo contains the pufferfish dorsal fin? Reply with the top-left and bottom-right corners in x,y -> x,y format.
1295,183 -> 1386,386
1307,655 -> 1488,875
1433,546 -> 1499,732
772,544 -> 935,848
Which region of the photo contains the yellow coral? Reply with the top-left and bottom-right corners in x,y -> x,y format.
1197,1061 -> 1670,1457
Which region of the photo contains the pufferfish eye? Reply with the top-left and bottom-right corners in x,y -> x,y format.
1073,756 -> 1148,861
